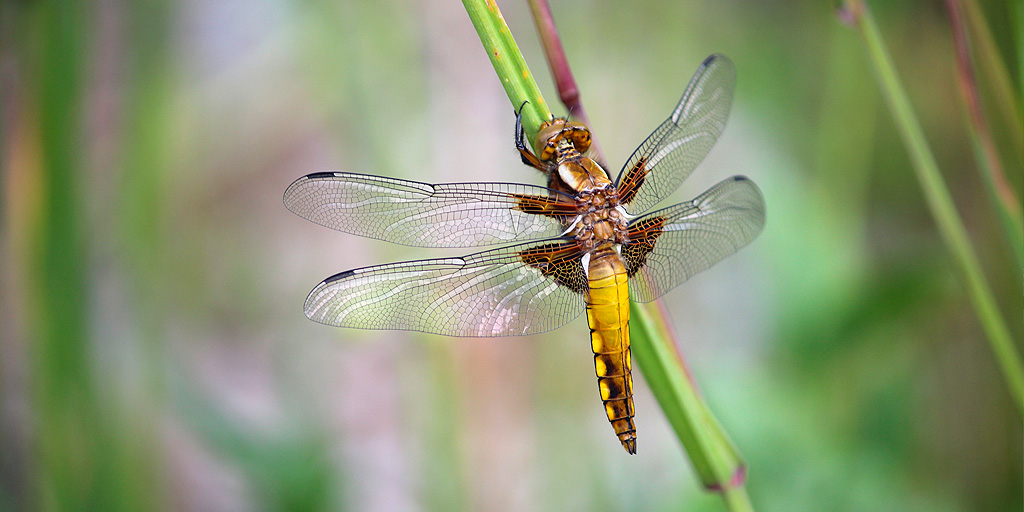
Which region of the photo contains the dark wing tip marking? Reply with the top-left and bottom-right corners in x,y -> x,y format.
305,171 -> 339,180
701,53 -> 733,73
322,268 -> 357,284
283,172 -> 338,207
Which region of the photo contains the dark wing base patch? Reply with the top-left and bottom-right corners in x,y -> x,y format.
622,215 -> 665,278
519,241 -> 588,295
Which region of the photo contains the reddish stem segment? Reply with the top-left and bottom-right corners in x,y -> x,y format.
944,0 -> 1022,220
526,0 -> 604,161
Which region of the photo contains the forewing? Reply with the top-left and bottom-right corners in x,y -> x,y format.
284,172 -> 576,248
304,239 -> 587,336
623,176 -> 765,302
616,54 -> 736,215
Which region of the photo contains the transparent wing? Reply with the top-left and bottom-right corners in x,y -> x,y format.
304,239 -> 587,337
615,54 -> 736,216
623,176 -> 765,302
284,172 -> 576,248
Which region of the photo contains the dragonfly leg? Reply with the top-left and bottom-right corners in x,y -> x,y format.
515,101 -> 549,172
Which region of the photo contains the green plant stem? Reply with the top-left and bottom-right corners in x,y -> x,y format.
32,2 -> 92,509
631,302 -> 747,494
461,0 -> 551,145
844,0 -> 1024,416
1015,0 -> 1024,107
965,128 -> 1024,270
721,485 -> 755,512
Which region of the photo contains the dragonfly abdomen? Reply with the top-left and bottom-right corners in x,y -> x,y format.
584,246 -> 636,454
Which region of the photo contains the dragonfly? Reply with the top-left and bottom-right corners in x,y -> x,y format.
284,54 -> 765,455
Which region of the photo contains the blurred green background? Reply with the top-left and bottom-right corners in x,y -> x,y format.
2,0 -> 1021,511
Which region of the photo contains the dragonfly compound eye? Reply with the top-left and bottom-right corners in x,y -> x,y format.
535,121 -> 568,162
564,121 -> 592,154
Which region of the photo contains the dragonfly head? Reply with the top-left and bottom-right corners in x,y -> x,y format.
535,119 -> 592,162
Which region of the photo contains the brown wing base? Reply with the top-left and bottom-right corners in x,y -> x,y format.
616,156 -> 649,206
622,215 -> 666,277
517,241 -> 587,295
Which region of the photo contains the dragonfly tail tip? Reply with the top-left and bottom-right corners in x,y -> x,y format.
622,438 -> 637,455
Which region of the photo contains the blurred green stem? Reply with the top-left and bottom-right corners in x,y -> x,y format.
721,486 -> 755,512
962,0 -> 1024,158
31,2 -> 92,509
29,1 -> 121,510
946,0 -> 1024,270
842,0 -> 1024,416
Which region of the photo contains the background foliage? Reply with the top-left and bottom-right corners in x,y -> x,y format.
2,1 -> 1020,511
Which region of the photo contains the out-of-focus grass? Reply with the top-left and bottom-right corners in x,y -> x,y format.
19,1 -> 162,510
1,1 -> 1021,511
842,0 -> 1023,415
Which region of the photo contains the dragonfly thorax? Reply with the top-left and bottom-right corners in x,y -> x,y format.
572,187 -> 629,251
555,140 -> 614,194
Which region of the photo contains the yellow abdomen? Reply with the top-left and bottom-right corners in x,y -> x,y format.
585,246 -> 636,454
